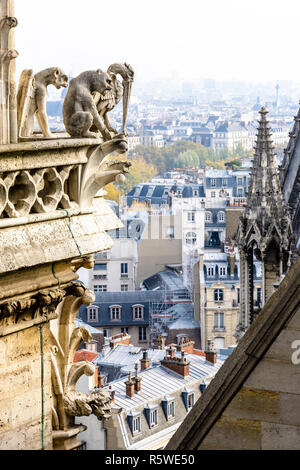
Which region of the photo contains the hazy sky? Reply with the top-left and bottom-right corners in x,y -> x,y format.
14,0 -> 300,84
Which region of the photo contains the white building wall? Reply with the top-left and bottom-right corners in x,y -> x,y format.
88,238 -> 138,292
75,374 -> 106,450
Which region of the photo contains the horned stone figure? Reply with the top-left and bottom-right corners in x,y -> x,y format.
91,62 -> 134,139
62,70 -> 114,139
17,67 -> 68,138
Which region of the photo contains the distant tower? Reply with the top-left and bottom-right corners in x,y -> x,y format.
234,107 -> 292,339
275,83 -> 280,109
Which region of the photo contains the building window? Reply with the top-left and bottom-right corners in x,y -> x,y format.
146,186 -> 154,197
103,328 -> 112,338
139,327 -> 147,341
257,287 -> 262,305
94,284 -> 107,292
121,284 -> 128,291
211,191 -> 216,198
214,312 -> 224,329
214,288 -> 224,302
211,179 -> 216,187
166,226 -> 174,239
186,232 -> 197,245
121,327 -> 129,334
87,306 -> 98,322
207,266 -> 214,277
237,187 -> 243,196
205,212 -> 212,222
133,305 -> 144,320
94,263 -> 107,271
193,189 -> 198,196
188,393 -> 195,409
133,416 -> 141,434
110,305 -> 121,320
218,211 -> 225,222
219,266 -> 226,276
168,401 -> 175,418
222,178 -> 227,187
237,177 -> 243,185
150,409 -> 158,427
214,336 -> 225,350
187,211 -> 195,222
121,263 -> 128,278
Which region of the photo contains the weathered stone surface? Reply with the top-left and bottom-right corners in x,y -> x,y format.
0,209 -> 121,274
223,387 -> 280,423
200,416 -> 261,450
280,393 -> 300,426
264,327 -> 300,361
244,358 -> 300,394
261,422 -> 300,450
0,339 -> 6,365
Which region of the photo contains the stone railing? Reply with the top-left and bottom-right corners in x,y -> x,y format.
0,134 -> 130,224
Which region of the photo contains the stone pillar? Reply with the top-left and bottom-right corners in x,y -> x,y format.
0,0 -> 18,144
247,250 -> 254,325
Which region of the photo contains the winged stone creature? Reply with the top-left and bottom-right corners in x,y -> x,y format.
91,62 -> 134,141
17,67 -> 68,138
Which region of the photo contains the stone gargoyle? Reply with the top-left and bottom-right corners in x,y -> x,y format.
63,70 -> 115,140
17,67 -> 68,138
91,62 -> 134,140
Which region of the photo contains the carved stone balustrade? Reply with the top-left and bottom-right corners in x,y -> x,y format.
0,134 -> 131,275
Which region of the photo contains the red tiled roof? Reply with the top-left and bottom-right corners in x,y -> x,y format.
74,350 -> 98,363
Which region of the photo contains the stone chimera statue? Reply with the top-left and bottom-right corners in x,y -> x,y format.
17,67 -> 68,138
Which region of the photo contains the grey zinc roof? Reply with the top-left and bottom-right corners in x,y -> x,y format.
96,344 -> 166,370
105,353 -> 224,411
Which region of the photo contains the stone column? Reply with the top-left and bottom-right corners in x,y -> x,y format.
0,0 -> 18,144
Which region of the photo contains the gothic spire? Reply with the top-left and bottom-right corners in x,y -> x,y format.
237,107 -> 292,254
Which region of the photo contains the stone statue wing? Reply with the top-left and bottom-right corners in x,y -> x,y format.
17,69 -> 35,137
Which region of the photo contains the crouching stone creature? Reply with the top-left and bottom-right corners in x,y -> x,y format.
63,70 -> 114,139
17,67 -> 68,138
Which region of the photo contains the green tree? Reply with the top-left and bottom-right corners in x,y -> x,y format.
117,156 -> 158,194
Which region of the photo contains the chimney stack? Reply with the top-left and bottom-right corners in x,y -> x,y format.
205,340 -> 217,365
134,363 -> 141,392
140,350 -> 150,370
153,334 -> 165,350
97,367 -> 106,388
167,346 -> 176,358
176,337 -> 195,354
125,372 -> 135,398
108,385 -> 115,401
161,350 -> 190,377
109,332 -> 131,349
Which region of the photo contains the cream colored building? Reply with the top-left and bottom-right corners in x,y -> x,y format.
194,252 -> 262,350
87,237 -> 138,293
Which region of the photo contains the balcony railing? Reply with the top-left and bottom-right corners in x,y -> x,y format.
213,326 -> 226,332
94,252 -> 110,260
